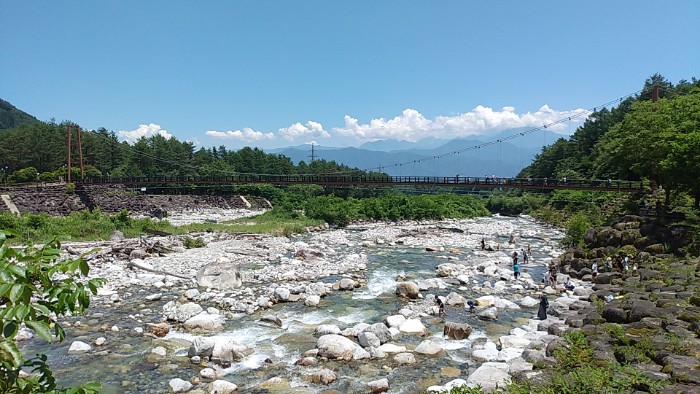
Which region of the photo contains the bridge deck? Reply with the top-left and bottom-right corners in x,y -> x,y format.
80,175 -> 645,192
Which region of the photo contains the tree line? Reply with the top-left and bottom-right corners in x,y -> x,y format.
518,74 -> 700,207
0,121 -> 372,184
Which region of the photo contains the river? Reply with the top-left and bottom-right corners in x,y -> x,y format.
20,214 -> 566,393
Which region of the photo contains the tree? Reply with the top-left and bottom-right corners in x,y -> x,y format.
0,231 -> 105,393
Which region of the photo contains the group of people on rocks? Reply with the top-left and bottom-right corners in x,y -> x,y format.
592,255 -> 638,278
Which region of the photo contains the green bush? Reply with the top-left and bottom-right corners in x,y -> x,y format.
563,213 -> 592,246
183,236 -> 206,249
0,230 -> 104,393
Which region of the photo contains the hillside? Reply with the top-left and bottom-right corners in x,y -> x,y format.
0,98 -> 40,130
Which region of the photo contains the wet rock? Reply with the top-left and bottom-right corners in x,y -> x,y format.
395,281 -> 420,299
445,292 -> 467,306
68,341 -> 91,354
147,322 -> 170,337
316,324 -> 341,335
304,295 -> 320,306
168,378 -> 192,393
477,307 -> 498,321
310,368 -> 337,385
339,277 -> 357,290
398,318 -> 428,336
317,334 -> 369,361
358,332 -> 381,348
386,314 -> 406,328
365,323 -> 392,344
443,321 -> 472,340
184,313 -> 225,333
211,338 -> 253,366
207,380 -> 237,393
415,340 -> 444,356
260,314 -> 283,327
273,287 -> 290,302
367,378 -> 389,393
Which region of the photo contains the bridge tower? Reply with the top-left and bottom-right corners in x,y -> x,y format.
66,123 -> 85,183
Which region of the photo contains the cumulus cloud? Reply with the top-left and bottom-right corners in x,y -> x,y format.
118,123 -> 173,144
205,128 -> 275,142
332,105 -> 590,142
278,121 -> 330,140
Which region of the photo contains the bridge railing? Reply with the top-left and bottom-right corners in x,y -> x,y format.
80,175 -> 646,191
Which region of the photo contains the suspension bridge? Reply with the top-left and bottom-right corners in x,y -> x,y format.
79,174 -> 646,193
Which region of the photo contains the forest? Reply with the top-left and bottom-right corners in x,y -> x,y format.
518,74 -> 700,207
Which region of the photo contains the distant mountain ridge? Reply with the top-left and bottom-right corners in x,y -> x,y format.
0,98 -> 40,130
269,129 -> 568,177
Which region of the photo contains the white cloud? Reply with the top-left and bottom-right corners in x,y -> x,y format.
332,106 -> 590,142
278,121 -> 330,140
205,128 -> 275,142
118,123 -> 173,144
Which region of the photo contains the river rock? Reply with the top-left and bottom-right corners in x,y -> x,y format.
168,378 -> 193,393
260,314 -> 283,327
399,318 -> 428,336
164,301 -> 203,322
477,307 -> 498,321
339,277 -> 357,290
445,292 -> 467,306
367,378 -> 389,393
443,321 -> 473,340
309,368 -> 337,384
396,281 -> 420,299
304,295 -> 321,306
316,324 -> 341,335
415,340 -> 444,356
184,313 -> 225,333
386,315 -> 406,328
188,337 -> 215,358
394,352 -> 417,365
517,296 -> 539,308
476,295 -> 495,307
273,287 -> 291,302
147,322 -> 170,337
465,362 -> 511,392
207,380 -> 238,393
378,343 -> 406,353
365,323 -> 392,344
211,338 -> 253,366
196,256 -> 242,290
68,341 -> 91,354
358,331 -> 381,348
472,341 -> 499,362
317,334 -> 370,361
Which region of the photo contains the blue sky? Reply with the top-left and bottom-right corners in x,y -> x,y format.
1,1 -> 698,150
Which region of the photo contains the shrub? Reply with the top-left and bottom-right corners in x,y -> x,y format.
0,230 -> 104,393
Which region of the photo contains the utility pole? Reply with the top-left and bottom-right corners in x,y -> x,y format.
309,143 -> 316,162
76,125 -> 84,181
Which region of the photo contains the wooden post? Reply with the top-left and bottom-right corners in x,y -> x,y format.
77,125 -> 84,181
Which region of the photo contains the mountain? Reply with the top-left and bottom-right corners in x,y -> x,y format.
0,99 -> 40,130
269,128 -> 558,177
359,137 -> 450,152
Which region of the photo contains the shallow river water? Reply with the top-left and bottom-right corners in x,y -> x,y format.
22,215 -> 565,394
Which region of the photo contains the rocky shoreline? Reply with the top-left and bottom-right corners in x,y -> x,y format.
15,212 -> 699,393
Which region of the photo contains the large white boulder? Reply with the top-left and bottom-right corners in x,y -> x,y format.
183,313 -> 225,333
465,363 -> 512,393
316,334 -> 369,361
196,256 -> 242,290
398,318 -> 428,336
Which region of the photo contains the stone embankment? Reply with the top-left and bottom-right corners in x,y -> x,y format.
0,184 -> 271,216
547,215 -> 700,393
